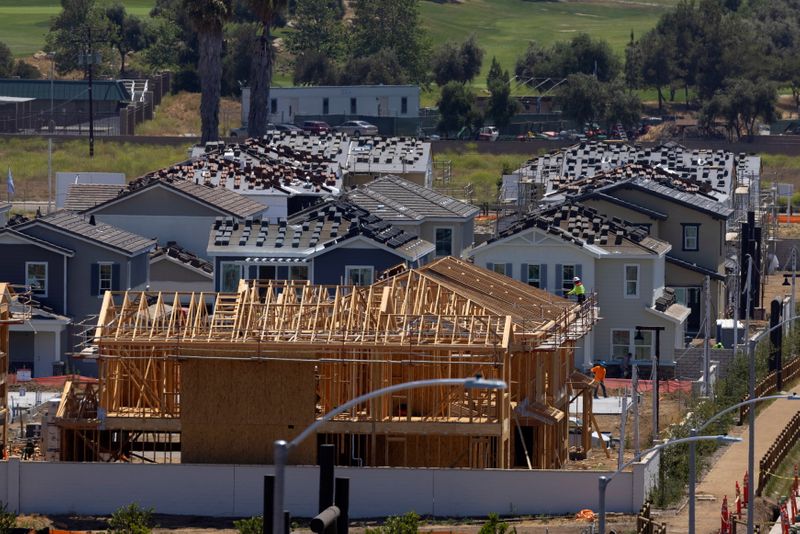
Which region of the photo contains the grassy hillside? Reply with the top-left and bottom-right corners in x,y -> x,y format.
419,0 -> 678,89
0,0 -> 155,56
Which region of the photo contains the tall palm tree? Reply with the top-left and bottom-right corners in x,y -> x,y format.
245,0 -> 287,138
183,0 -> 232,143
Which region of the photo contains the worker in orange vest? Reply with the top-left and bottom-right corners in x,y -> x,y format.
591,362 -> 608,399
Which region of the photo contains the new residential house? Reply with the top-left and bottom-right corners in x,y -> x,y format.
547,164 -> 733,333
149,243 -> 214,293
207,200 -> 434,291
469,203 -> 689,370
75,175 -> 268,259
1,212 -> 155,361
345,175 -> 479,257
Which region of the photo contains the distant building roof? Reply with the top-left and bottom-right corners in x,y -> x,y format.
0,79 -> 131,102
65,184 -> 125,212
16,211 -> 155,255
346,175 -> 478,221
207,199 -> 434,261
477,203 -> 671,257
342,137 -> 431,176
83,176 -> 267,219
150,242 -> 214,277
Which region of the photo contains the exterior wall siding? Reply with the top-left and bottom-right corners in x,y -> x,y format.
313,248 -> 408,285
0,244 -> 66,314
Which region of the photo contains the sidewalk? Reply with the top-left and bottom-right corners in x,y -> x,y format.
661,398 -> 800,534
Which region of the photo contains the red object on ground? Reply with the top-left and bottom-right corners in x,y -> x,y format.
743,472 -> 749,506
604,377 -> 693,393
791,489 -> 797,521
6,373 -> 97,387
781,501 -> 790,534
736,481 -> 742,517
721,495 -> 730,534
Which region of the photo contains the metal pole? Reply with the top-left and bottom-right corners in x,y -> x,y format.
47,138 -> 52,214
633,365 -> 640,461
704,275 -> 711,396
792,248 -> 796,331
746,256 -> 755,534
273,440 -> 288,534
689,428 -> 697,534
598,476 -> 608,534
618,390 -> 628,470
734,261 -> 740,363
87,29 -> 95,159
655,330 -> 661,438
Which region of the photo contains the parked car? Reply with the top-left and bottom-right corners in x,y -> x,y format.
334,120 -> 379,137
229,124 -> 278,138
302,120 -> 331,134
478,126 -> 499,141
275,123 -> 303,132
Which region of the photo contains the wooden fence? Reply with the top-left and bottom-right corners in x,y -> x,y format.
636,501 -> 667,534
756,411 -> 800,496
739,357 -> 800,423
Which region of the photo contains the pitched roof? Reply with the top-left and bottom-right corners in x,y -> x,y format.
0,227 -> 75,256
207,199 -> 434,261
346,175 -> 478,221
480,203 -> 671,256
64,184 -> 125,212
666,255 -> 725,281
16,211 -> 155,255
150,242 -> 214,276
554,164 -> 734,219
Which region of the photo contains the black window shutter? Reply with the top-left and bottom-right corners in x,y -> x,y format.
111,263 -> 121,291
555,264 -> 563,295
90,264 -> 99,296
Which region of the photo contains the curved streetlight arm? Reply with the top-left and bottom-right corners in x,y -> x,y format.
288,377 -> 507,449
695,393 -> 800,434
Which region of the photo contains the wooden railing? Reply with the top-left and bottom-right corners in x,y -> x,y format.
740,357 -> 800,423
756,411 -> 800,496
636,501 -> 667,534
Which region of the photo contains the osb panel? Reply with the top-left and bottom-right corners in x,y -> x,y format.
181,359 -> 316,464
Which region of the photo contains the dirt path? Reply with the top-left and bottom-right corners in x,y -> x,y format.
658,398 -> 799,534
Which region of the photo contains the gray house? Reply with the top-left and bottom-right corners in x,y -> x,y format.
345,175 -> 479,258
149,243 -> 214,293
11,211 -> 155,363
468,203 -> 689,371
74,175 -> 268,260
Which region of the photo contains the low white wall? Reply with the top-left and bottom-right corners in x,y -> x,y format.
3,456 -> 659,518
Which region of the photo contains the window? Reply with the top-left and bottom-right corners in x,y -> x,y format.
490,263 -> 510,276
98,263 -> 113,293
561,264 -> 575,296
634,330 -> 654,359
270,98 -> 277,114
350,98 -> 357,114
624,264 -> 640,298
290,265 -> 309,281
257,265 -> 276,280
345,266 -> 374,286
527,264 -> 541,288
611,330 -> 631,360
323,98 -> 329,115
401,97 -> 408,115
610,329 -> 654,361
25,262 -> 47,297
683,224 -> 699,251
434,228 -> 453,257
220,262 -> 243,292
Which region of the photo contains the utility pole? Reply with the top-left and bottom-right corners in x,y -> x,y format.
703,275 -> 711,396
618,389 -> 628,470
745,255 -> 755,534
652,348 -> 658,444
87,26 -> 95,158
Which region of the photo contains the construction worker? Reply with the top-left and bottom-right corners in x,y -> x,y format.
622,352 -> 632,379
567,276 -> 586,303
591,362 -> 608,399
713,341 -> 725,349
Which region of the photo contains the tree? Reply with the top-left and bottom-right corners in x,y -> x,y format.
485,57 -> 518,130
222,22 -> 259,96
431,35 -> 484,86
243,0 -> 288,139
623,31 -> 643,90
514,34 -> 620,88
350,0 -> 430,84
14,60 -> 42,79
0,41 -> 13,78
182,0 -> 232,143
514,41 -> 552,85
45,0 -> 115,77
106,3 -> 146,76
139,15 -> 185,74
285,0 -> 345,60
639,31 -> 675,111
339,49 -> 407,85
293,50 -> 339,85
605,83 -> 642,130
557,73 -> 607,127
437,81 -> 479,137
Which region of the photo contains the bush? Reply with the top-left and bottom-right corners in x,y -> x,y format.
479,513 -> 512,534
365,511 -> 420,534
107,503 -> 154,534
0,502 -> 16,534
233,516 -> 262,534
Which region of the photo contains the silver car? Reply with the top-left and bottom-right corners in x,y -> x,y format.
335,120 -> 379,137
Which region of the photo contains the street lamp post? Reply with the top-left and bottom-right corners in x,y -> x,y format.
272,376 -> 508,534
687,393 -> 800,534
598,434 -> 742,534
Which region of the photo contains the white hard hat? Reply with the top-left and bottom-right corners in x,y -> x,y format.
573,277 -> 581,282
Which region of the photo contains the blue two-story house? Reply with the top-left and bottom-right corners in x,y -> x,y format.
207,199 -> 435,290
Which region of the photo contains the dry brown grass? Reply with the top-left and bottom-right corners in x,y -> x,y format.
136,91 -> 242,137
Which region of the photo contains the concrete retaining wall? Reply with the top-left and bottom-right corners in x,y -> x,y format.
1,452 -> 660,518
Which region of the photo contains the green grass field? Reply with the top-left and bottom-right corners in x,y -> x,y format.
0,0 -> 155,56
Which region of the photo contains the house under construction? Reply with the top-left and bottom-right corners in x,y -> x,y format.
56,258 -> 597,469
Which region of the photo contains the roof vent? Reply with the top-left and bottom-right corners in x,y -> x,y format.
89,215 -> 96,226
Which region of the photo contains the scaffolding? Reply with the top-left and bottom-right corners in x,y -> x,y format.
57,258 -> 597,468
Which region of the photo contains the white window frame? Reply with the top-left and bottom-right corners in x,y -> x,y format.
345,265 -> 374,286
527,264 -> 541,288
561,264 -> 575,296
25,261 -> 48,297
98,262 -> 114,295
610,328 -> 655,361
624,264 -> 640,298
683,224 -> 699,251
434,227 -> 454,257
220,261 -> 244,292
610,329 -> 631,360
491,263 -> 509,276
